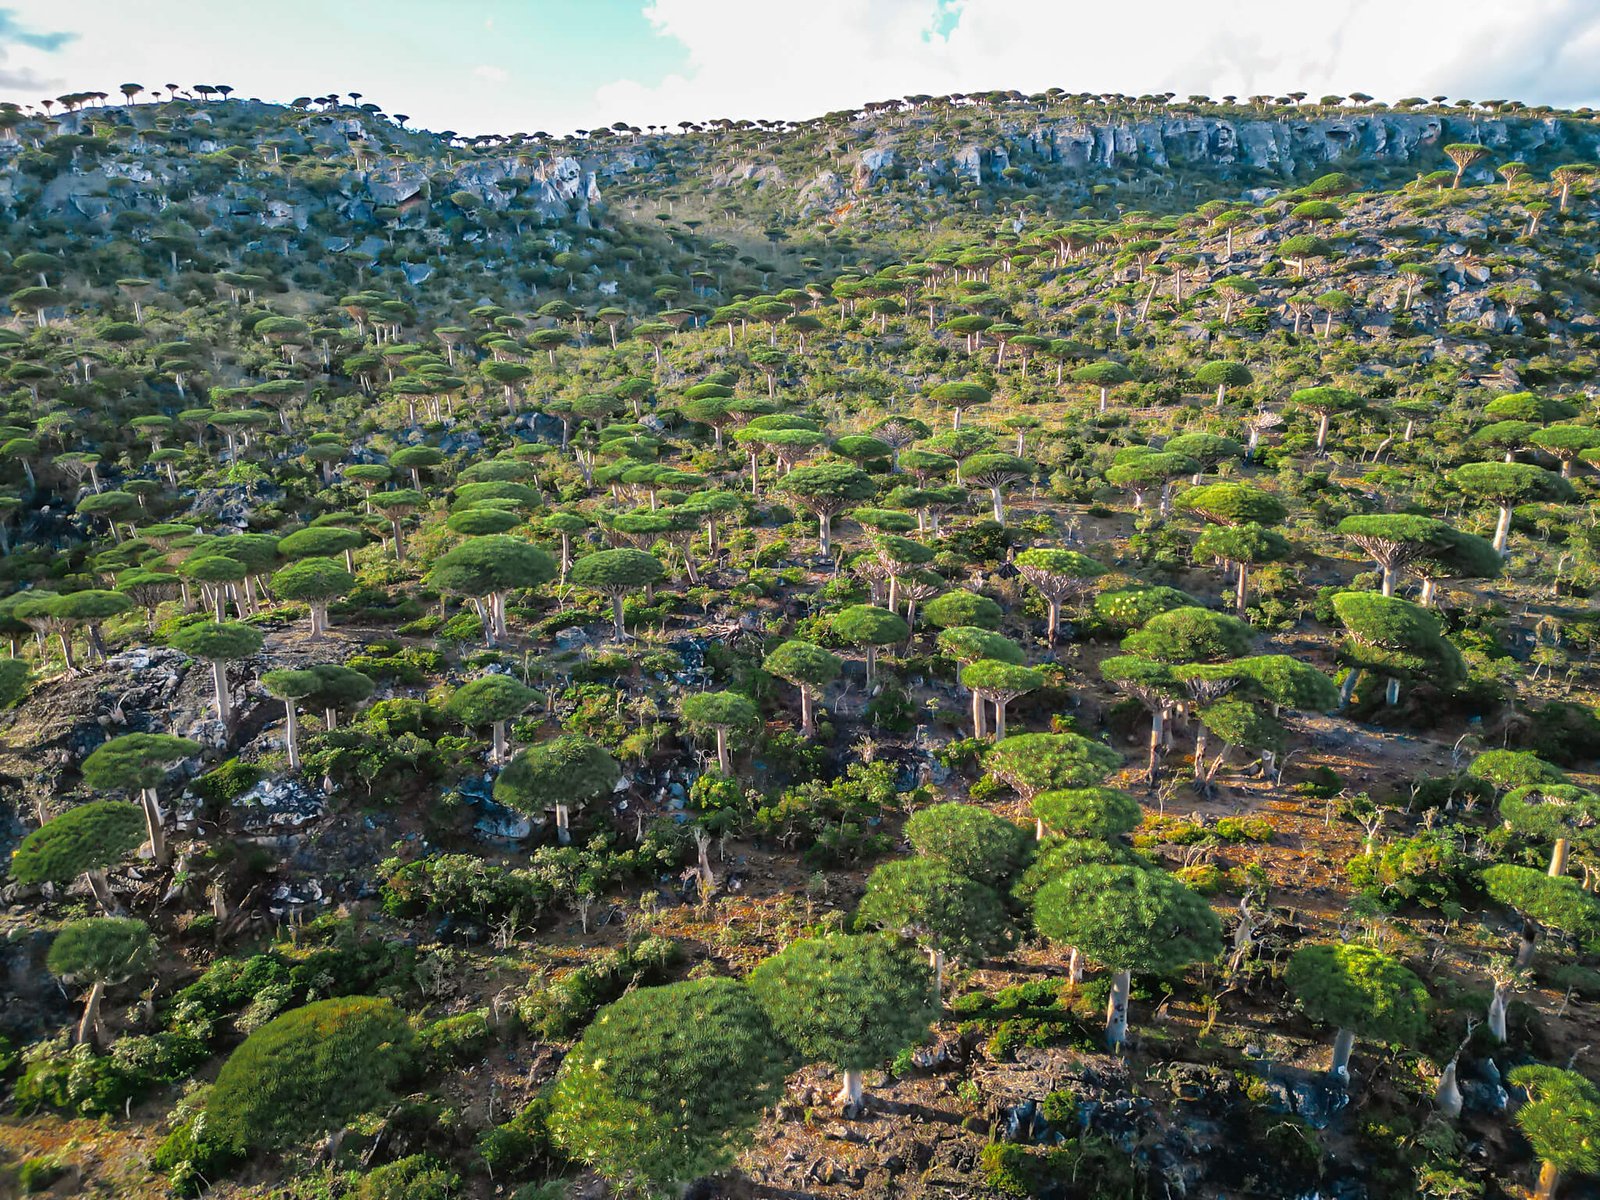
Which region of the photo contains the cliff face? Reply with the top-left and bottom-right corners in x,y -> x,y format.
738,111 -> 1600,215
3,103 -> 607,234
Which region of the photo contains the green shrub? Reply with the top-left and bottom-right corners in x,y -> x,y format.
477,1095 -> 552,1178
1346,831 -> 1476,910
381,853 -> 554,925
15,1157 -> 64,1194
354,1154 -> 460,1200
517,936 -> 679,1038
416,1010 -> 492,1070
190,757 -> 263,807
1215,816 -> 1273,843
1039,1088 -> 1078,1129
204,996 -> 415,1155
13,1032 -> 208,1116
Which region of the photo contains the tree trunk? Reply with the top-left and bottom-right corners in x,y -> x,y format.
715,726 -> 731,775
1338,669 -> 1362,708
1488,979 -> 1510,1042
1550,837 -> 1570,877
1045,599 -> 1061,644
836,1068 -> 864,1112
76,980 -> 106,1047
1516,920 -> 1539,968
492,719 -> 507,765
818,511 -> 831,556
799,688 -> 815,737
1535,1161 -> 1560,1200
993,698 -> 1008,741
929,946 -> 945,1005
140,787 -> 167,868
610,595 -> 626,640
85,868 -> 121,914
1330,1027 -> 1356,1083
1435,1057 -> 1463,1118
1105,968 -> 1131,1050
1385,677 -> 1401,706
971,688 -> 986,738
1316,411 -> 1330,453
1235,562 -> 1249,612
1146,708 -> 1165,783
283,699 -> 301,770
211,659 -> 231,722
1067,946 -> 1083,985
1493,504 -> 1513,554
555,803 -> 571,845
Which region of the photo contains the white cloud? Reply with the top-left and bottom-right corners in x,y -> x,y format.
589,0 -> 1600,130
473,64 -> 509,84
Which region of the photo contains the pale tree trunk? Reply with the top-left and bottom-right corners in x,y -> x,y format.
554,803 -> 571,845
992,697 -> 1009,741
491,719 -> 507,765
799,688 -> 815,737
1330,1027 -> 1356,1083
1535,1162 -> 1560,1200
929,947 -> 945,1004
1147,708 -> 1165,783
1435,1057 -> 1463,1118
836,1068 -> 864,1111
211,660 -> 231,722
1105,968 -> 1131,1049
1515,921 -> 1538,969
1488,980 -> 1510,1042
283,699 -> 301,770
85,868 -> 121,914
76,980 -> 106,1046
1550,838 -> 1570,877
971,689 -> 986,738
1492,504 -> 1513,554
1067,946 -> 1083,986
714,726 -> 732,775
140,787 -> 167,867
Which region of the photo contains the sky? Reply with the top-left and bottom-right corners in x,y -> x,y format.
3,0 -> 1600,136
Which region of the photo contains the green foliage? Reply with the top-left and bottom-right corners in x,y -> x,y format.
80,732 -> 200,791
1509,1065 -> 1600,1179
415,1010 -> 492,1071
353,1155 -> 461,1200
855,858 -> 1013,960
47,916 -> 154,987
189,757 -> 263,807
203,996 -> 415,1155
985,732 -> 1123,797
1284,944 -> 1429,1044
748,933 -> 936,1070
10,801 -> 145,884
904,802 -> 1030,886
1344,835 -> 1473,912
517,935 -> 679,1039
1033,865 -> 1222,975
546,977 -> 790,1184
1032,788 -> 1142,840
494,735 -> 619,817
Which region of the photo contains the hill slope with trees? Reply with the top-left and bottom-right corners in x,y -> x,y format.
1,82 -> 1600,1200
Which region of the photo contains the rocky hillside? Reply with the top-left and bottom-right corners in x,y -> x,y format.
2,85 -> 1600,1200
